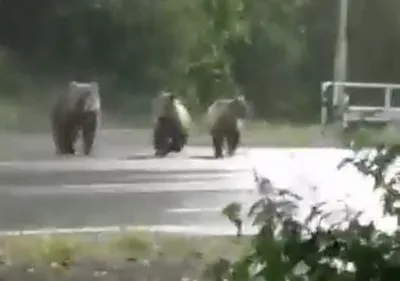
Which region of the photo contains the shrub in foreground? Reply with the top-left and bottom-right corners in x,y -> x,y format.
216,145 -> 400,281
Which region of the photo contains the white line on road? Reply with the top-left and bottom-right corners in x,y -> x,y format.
0,158 -> 251,172
165,207 -> 223,213
0,178 -> 257,196
0,224 -> 259,237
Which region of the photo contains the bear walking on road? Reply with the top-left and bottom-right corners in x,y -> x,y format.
152,91 -> 192,157
51,81 -> 101,156
206,95 -> 250,158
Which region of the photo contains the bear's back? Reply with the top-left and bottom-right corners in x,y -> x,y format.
206,97 -> 249,131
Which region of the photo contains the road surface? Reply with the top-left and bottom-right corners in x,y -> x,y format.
0,129 -> 395,235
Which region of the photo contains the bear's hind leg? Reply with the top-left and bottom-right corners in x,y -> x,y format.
62,120 -> 79,155
52,126 -> 64,155
51,109 -> 63,155
82,112 -> 98,155
51,115 -> 69,155
212,132 -> 224,158
153,117 -> 172,157
227,129 -> 240,156
55,125 -> 73,155
64,128 -> 76,155
170,135 -> 186,152
170,125 -> 188,153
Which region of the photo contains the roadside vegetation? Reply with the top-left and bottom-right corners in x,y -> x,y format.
1,0 -> 400,142
0,144 -> 398,281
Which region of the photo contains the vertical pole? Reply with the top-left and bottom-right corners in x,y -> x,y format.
333,0 -> 349,114
384,88 -> 392,110
321,82 -> 328,128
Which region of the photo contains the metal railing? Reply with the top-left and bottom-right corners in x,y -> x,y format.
320,81 -> 400,129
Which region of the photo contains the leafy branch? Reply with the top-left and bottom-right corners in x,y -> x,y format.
215,145 -> 400,281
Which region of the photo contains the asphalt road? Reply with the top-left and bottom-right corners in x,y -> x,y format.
0,129 -> 393,235
0,129 -> 262,235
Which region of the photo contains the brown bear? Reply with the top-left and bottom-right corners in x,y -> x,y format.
206,95 -> 250,158
50,81 -> 101,156
152,91 -> 192,157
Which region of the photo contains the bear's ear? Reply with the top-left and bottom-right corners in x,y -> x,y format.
169,93 -> 176,101
234,94 -> 245,102
69,81 -> 78,91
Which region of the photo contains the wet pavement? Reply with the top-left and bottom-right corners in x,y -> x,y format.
0,129 -> 396,235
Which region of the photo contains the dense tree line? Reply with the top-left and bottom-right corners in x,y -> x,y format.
0,0 -> 399,121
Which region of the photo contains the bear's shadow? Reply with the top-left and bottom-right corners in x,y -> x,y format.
125,154 -> 157,160
188,155 -> 216,160
125,153 -> 190,160
124,151 -> 242,160
125,154 -> 216,160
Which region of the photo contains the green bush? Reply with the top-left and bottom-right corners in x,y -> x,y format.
217,146 -> 400,281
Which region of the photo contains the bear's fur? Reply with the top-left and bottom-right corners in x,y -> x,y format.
206,95 -> 250,158
152,91 -> 191,157
50,81 -> 101,156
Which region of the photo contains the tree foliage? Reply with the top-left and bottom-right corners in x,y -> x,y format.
0,0 -> 399,120
217,146 -> 400,281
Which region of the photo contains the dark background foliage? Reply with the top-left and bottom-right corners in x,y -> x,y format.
0,0 -> 398,121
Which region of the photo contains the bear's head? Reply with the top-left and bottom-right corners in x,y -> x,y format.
229,95 -> 250,119
155,91 -> 178,117
69,81 -> 100,113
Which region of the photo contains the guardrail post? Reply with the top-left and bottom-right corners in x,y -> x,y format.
321,82 -> 329,128
384,87 -> 392,111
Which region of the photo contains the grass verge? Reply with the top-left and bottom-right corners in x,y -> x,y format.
0,231 -> 250,281
0,231 -> 249,264
342,124 -> 400,147
0,99 -> 329,146
1,96 -> 399,147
